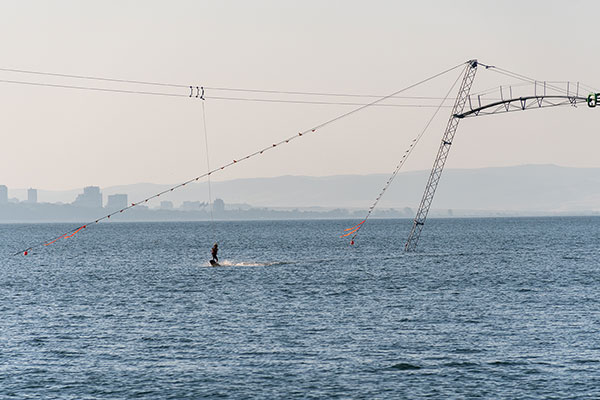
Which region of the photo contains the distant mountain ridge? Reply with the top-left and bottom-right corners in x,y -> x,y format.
11,164 -> 600,213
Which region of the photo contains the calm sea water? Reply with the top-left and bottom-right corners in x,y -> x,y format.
1,217 -> 599,399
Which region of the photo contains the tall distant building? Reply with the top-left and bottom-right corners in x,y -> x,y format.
213,198 -> 225,213
27,188 -> 38,204
0,185 -> 7,204
106,194 -> 128,209
73,186 -> 102,208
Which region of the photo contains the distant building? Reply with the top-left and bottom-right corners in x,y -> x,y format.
160,201 -> 174,210
27,188 -> 38,204
73,186 -> 102,208
0,185 -> 7,204
213,198 -> 225,213
106,194 -> 128,209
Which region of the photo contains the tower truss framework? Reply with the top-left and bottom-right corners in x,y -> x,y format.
405,60 -> 479,251
405,61 -> 598,251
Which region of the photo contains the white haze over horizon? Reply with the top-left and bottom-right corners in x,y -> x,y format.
1,0 -> 599,192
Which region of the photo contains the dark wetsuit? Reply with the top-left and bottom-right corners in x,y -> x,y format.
211,244 -> 219,262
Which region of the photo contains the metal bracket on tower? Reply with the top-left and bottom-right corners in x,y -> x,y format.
405,60 -> 478,251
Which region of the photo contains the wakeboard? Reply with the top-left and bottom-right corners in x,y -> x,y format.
209,259 -> 220,267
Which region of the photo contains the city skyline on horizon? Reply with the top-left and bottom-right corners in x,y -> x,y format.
1,164 -> 599,214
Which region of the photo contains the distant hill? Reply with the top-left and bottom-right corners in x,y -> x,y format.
11,164 -> 600,213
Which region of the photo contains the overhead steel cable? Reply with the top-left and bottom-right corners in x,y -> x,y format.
483,65 -> 583,96
0,65 -> 461,101
578,82 -> 598,94
13,61 -> 467,256
0,73 -> 511,106
204,87 -> 458,100
0,67 -> 188,88
204,95 -> 454,107
476,62 -> 598,100
4,64 -> 595,103
0,78 -> 189,98
0,78 -> 458,107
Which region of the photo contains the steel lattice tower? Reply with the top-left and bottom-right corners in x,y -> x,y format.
405,60 -> 479,251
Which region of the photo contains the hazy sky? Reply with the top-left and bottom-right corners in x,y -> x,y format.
1,0 -> 599,191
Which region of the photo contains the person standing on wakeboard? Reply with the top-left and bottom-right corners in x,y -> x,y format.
211,243 -> 219,264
